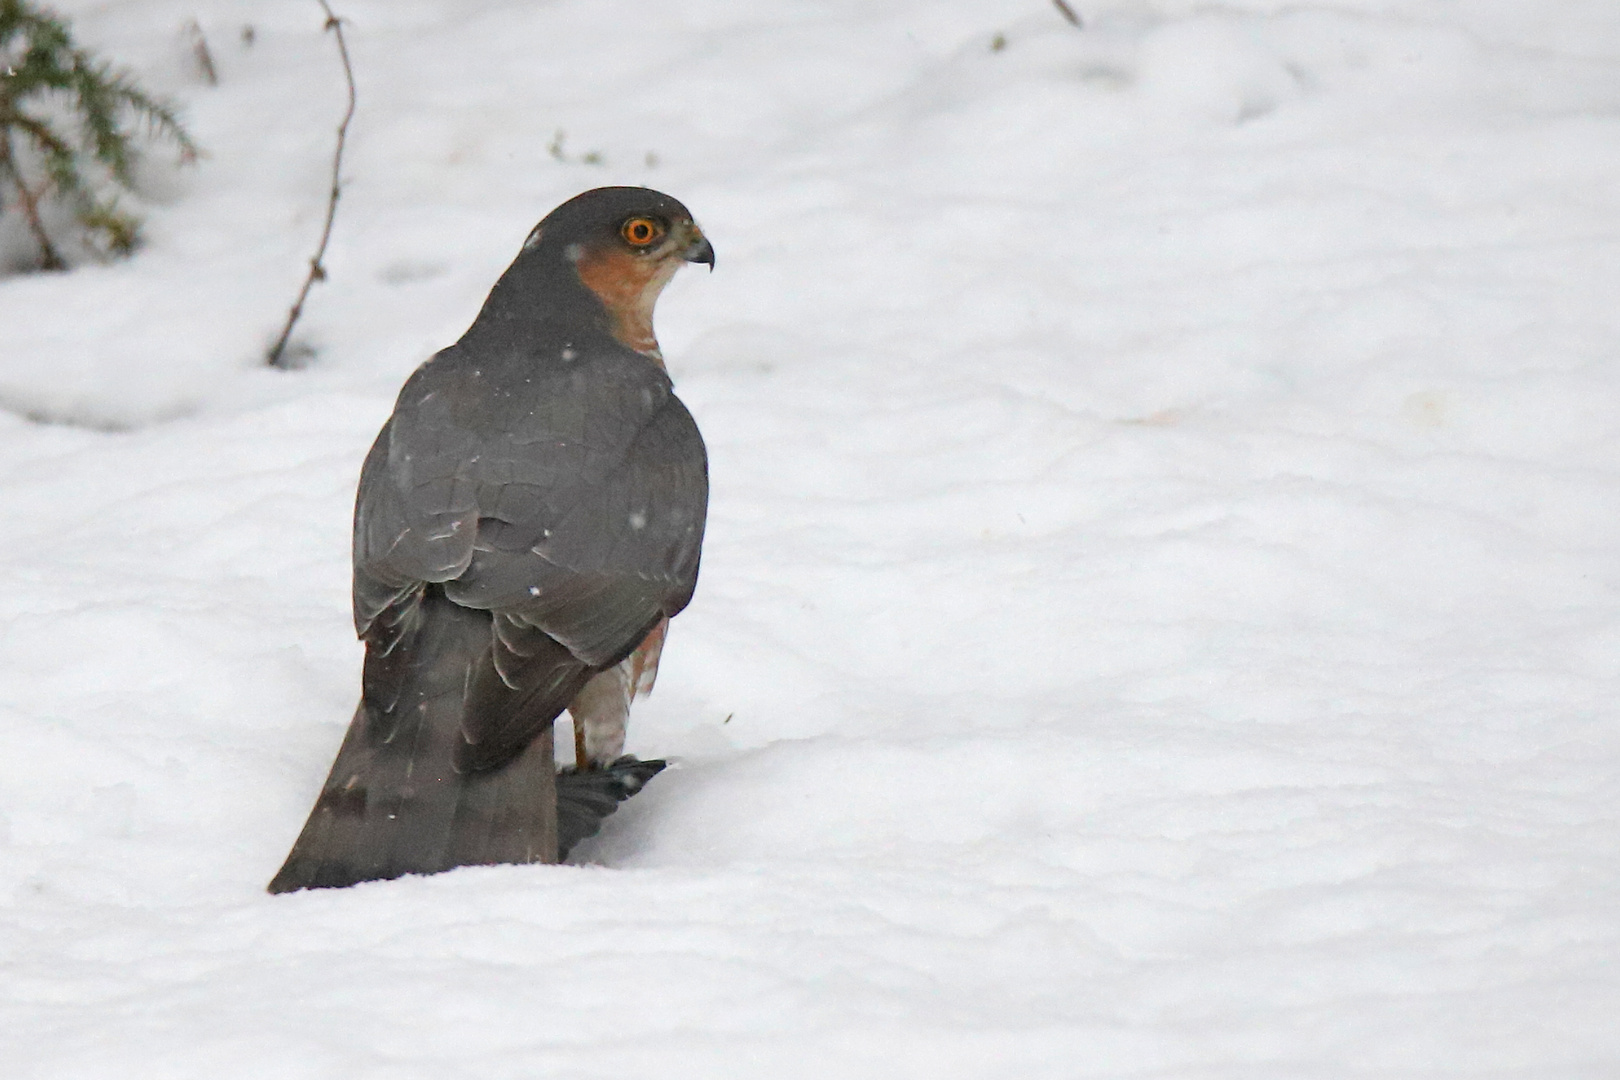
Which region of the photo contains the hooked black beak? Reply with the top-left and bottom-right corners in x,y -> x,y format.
683,232 -> 715,271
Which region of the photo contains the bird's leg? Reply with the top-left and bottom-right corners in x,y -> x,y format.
565,663 -> 633,770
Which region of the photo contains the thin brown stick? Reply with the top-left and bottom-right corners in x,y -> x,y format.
267,0 -> 356,367
186,20 -> 219,87
0,133 -> 65,270
13,177 -> 64,269
1052,0 -> 1083,28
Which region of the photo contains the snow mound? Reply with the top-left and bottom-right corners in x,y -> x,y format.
2,1 -> 1618,1076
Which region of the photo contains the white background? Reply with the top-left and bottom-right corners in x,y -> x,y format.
1,1 -> 1617,1076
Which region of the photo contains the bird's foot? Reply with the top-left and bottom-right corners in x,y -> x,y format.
554,755 -> 669,860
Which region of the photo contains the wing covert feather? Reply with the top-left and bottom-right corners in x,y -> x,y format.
349,339 -> 707,767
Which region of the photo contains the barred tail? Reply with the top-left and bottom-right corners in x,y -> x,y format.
268,594 -> 666,894
269,595 -> 556,893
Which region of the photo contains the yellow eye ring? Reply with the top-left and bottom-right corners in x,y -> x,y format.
621,217 -> 664,247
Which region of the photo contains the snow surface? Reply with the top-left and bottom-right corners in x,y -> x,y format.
3,0 -> 1619,1076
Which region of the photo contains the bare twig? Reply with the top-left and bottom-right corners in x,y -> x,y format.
267,0 -> 356,368
1052,0 -> 1083,28
185,20 -> 218,86
13,174 -> 65,270
0,132 -> 65,270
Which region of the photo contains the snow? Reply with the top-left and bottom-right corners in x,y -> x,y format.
3,0 -> 1619,1075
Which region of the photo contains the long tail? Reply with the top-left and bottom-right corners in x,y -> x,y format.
268,595 -> 666,894
269,594 -> 557,893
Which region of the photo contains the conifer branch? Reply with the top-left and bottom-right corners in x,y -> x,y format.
0,129 -> 61,267
267,0 -> 356,368
0,0 -> 196,267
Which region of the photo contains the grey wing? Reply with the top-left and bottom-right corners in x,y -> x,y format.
444,391 -> 708,769
350,352 -> 708,771
350,381 -> 483,733
351,370 -> 485,642
445,390 -> 708,653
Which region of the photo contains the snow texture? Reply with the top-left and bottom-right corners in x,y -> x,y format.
2,1 -> 1618,1076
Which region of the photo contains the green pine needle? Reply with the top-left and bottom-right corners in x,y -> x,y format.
1,0 -> 198,267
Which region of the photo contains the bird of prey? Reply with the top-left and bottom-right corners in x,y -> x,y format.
269,187 -> 712,893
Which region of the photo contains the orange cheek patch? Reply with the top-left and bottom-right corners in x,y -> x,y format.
574,247 -> 676,362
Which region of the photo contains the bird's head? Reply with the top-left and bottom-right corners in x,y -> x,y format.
521,186 -> 713,363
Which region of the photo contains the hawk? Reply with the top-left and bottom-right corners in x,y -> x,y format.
269,187 -> 712,893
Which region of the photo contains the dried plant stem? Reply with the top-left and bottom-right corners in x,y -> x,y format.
267,0 -> 356,367
186,20 -> 218,86
0,133 -> 64,269
14,177 -> 62,268
1052,0 -> 1082,28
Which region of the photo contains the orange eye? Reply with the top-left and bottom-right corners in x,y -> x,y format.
621,217 -> 663,246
